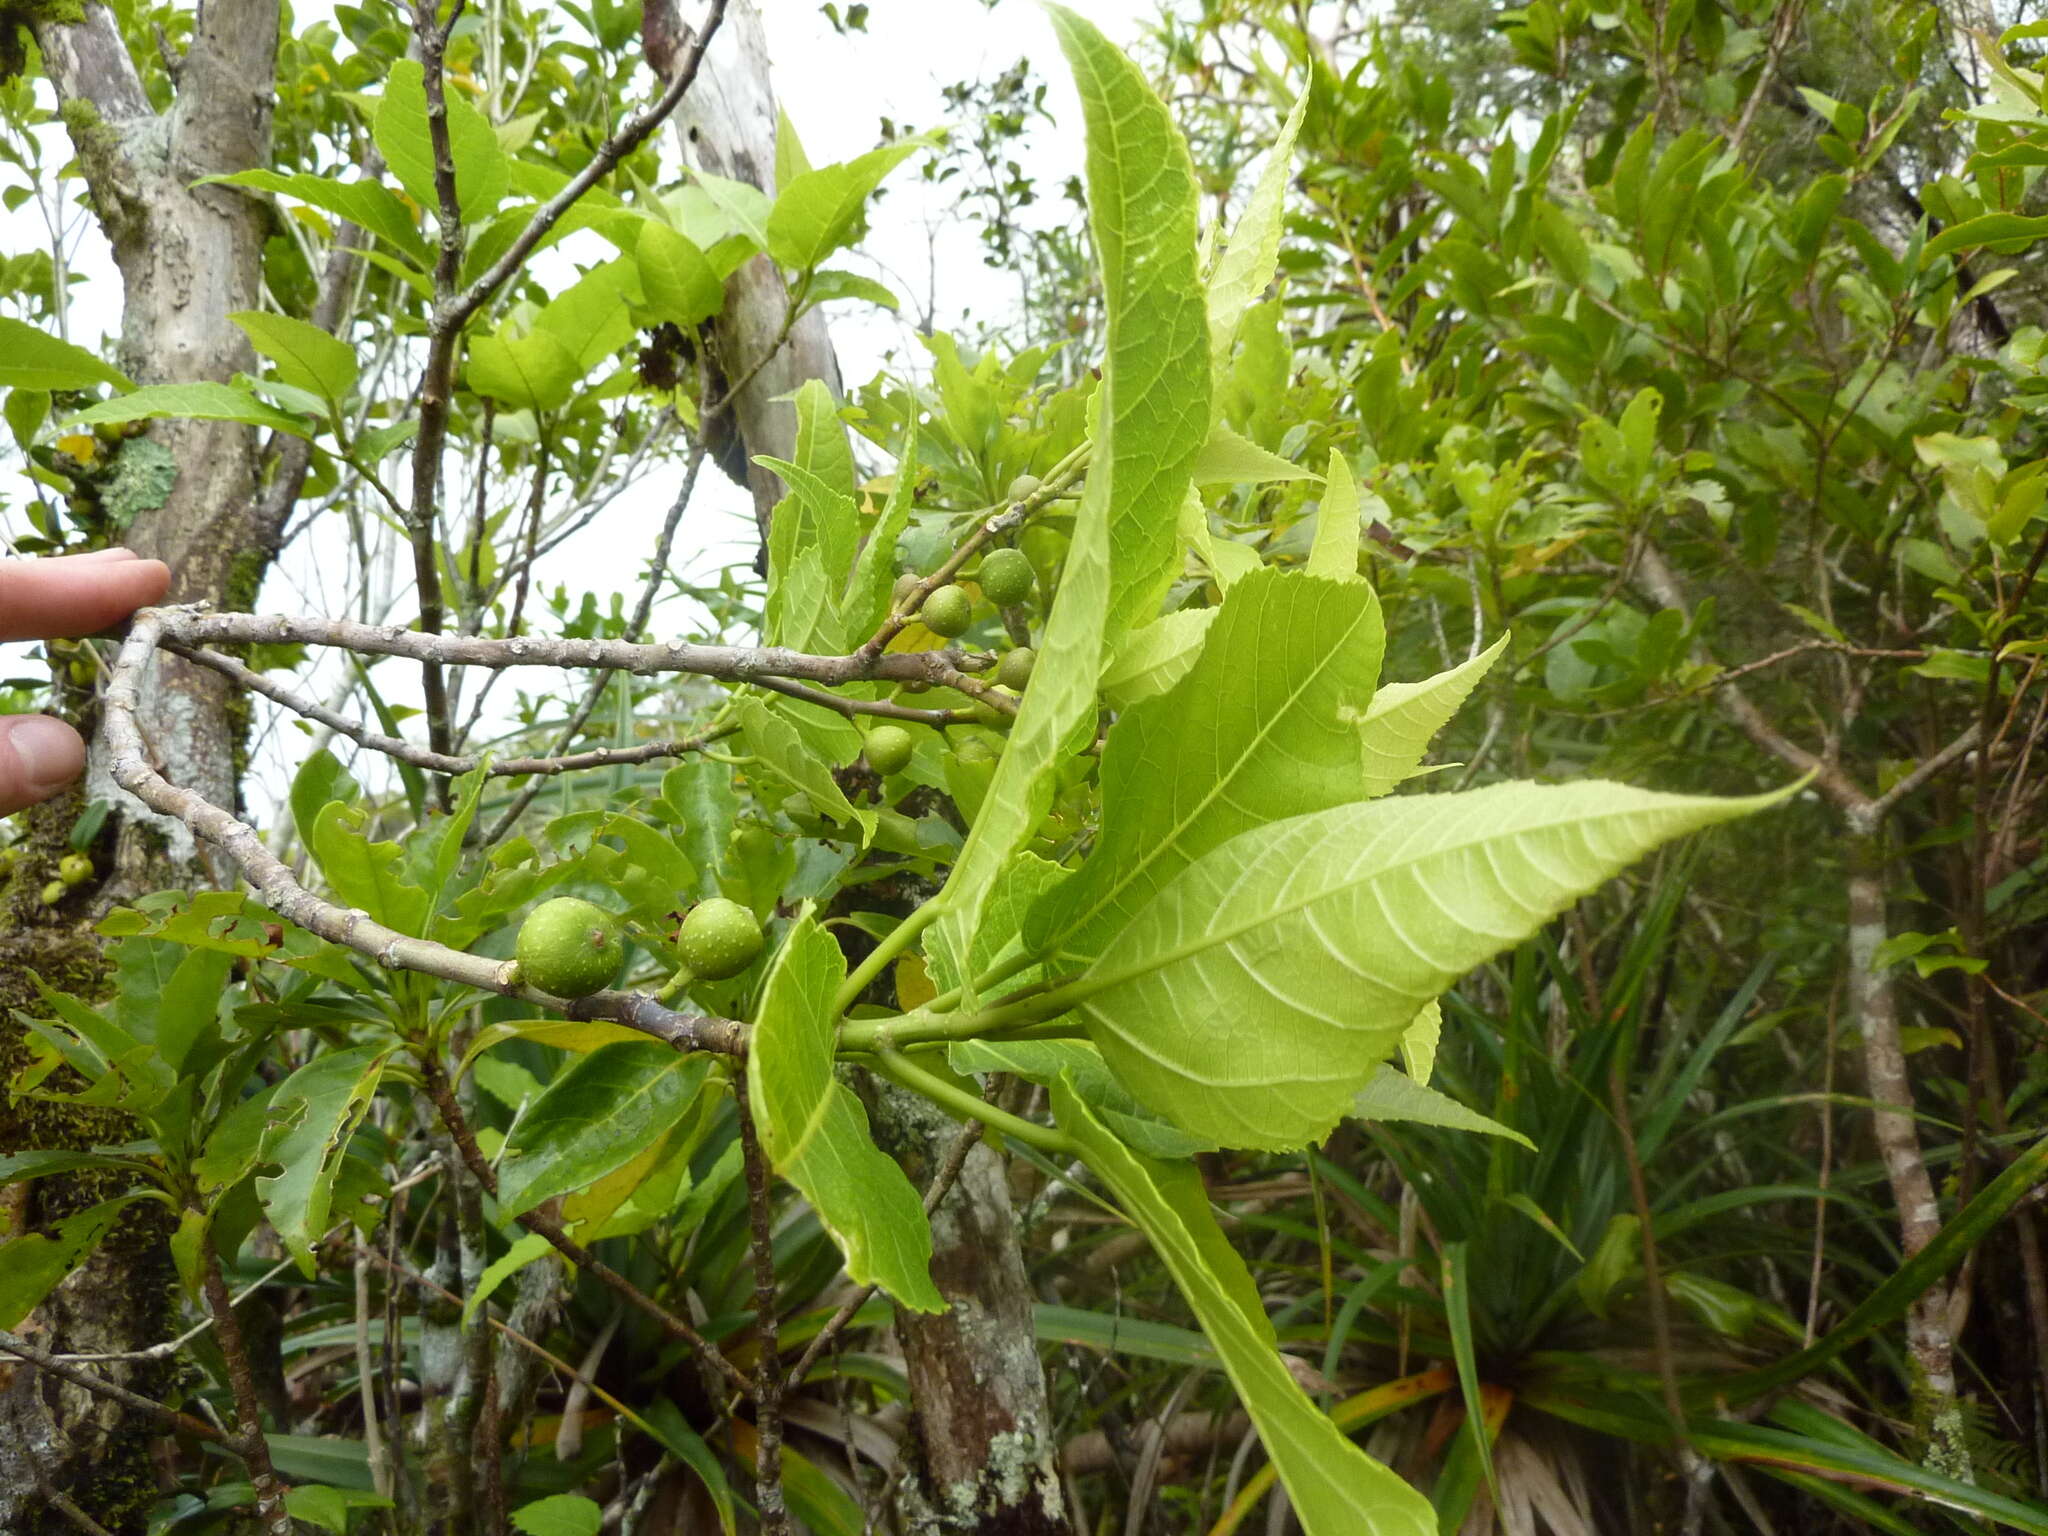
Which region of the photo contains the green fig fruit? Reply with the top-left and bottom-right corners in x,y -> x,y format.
979,547 -> 1034,607
1007,473 -> 1042,503
920,584 -> 973,638
865,725 -> 915,775
678,897 -> 765,980
56,854 -> 92,886
516,897 -> 626,997
995,647 -> 1036,690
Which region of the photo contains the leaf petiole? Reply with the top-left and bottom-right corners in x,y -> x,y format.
873,1048 -> 1074,1155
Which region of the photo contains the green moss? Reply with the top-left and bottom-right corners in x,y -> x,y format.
102,439 -> 177,529
0,0 -> 82,81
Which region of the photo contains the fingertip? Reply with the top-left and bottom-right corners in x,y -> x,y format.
0,715 -> 87,817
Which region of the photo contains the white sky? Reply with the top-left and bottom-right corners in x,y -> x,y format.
0,0 -> 1164,826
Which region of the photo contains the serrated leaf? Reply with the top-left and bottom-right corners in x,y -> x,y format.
766,142 -> 923,270
74,382 -> 314,441
201,169 -> 431,265
1101,608 -> 1217,708
734,694 -> 874,843
0,317 -> 133,393
750,912 -> 942,1310
374,59 -> 507,223
258,1046 -> 392,1275
636,218 -> 724,327
1191,422 -> 1317,485
309,801 -> 433,936
0,1195 -> 152,1329
230,311 -> 356,406
1307,451 -> 1362,580
1352,1063 -> 1529,1146
497,1044 -> 713,1218
1050,6 -> 1210,636
1208,87 -> 1307,400
1029,568 -> 1385,964
1077,780 -> 1789,1149
510,1495 -> 602,1536
1053,1085 -> 1435,1536
1353,636 -> 1507,796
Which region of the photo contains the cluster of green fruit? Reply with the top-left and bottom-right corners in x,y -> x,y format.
27,852 -> 94,906
513,894 -> 765,999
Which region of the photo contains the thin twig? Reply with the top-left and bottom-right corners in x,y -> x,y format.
0,1330 -> 227,1445
418,1050 -> 755,1399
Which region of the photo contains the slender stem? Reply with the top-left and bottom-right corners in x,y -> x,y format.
201,1242 -> 295,1536
734,1074 -> 792,1536
834,902 -> 943,1017
418,1049 -> 755,1398
874,1049 -> 1075,1154
0,1329 -> 227,1445
839,971 -> 1089,1053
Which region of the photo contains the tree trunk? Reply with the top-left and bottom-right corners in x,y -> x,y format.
0,6 -> 281,1529
642,6 -> 1073,1527
646,0 -> 843,540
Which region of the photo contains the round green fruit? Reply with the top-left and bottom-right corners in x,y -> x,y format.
995,647 -> 1036,690
891,571 -> 922,609
516,897 -> 626,998
1007,473 -> 1042,503
57,854 -> 92,886
679,897 -> 765,980
969,694 -> 1014,727
40,880 -> 66,907
920,584 -> 973,638
865,725 -> 915,775
979,548 -> 1034,607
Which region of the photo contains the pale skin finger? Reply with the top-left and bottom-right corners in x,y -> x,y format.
0,549 -> 172,814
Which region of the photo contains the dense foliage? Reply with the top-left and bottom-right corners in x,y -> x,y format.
0,2 -> 2044,1535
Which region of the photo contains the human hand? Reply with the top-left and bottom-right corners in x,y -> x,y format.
1,549 -> 173,816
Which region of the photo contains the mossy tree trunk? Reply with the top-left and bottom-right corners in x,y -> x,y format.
0,5 -> 287,1530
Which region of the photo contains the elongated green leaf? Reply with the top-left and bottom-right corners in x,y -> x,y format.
75,382 -> 314,440
734,695 -> 873,843
230,311 -> 356,406
1054,1085 -> 1435,1536
643,1399 -> 736,1535
758,453 -> 858,653
766,142 -> 923,271
1702,1128 -> 2048,1406
1353,1064 -> 1529,1147
750,909 -> 839,1171
155,945 -> 235,1074
0,1148 -> 159,1186
1048,6 -> 1210,636
1307,451 -> 1361,580
258,1045 -> 392,1275
1208,87 -> 1307,398
1355,636 -> 1508,798
636,219 -> 724,327
1921,209 -> 2048,262
1191,423 -> 1317,486
0,317 -> 133,392
0,1194 -> 152,1329
1029,568 -> 1385,964
510,1495 -> 601,1536
202,170 -> 431,265
1033,1303 -> 1216,1365
751,913 -> 943,1310
309,802 -> 433,936
374,59 -> 507,222
462,1231 -> 553,1325
498,1044 -> 713,1218
1101,608 -> 1216,709
1078,780 -> 1788,1149
841,431 -> 918,636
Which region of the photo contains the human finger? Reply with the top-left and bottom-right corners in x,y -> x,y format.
0,714 -> 87,816
0,550 -> 173,643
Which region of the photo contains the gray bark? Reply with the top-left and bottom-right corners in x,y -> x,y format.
0,5 -> 282,1529
649,0 -> 844,539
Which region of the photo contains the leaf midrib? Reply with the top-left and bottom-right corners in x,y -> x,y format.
1054,586 -> 1379,956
